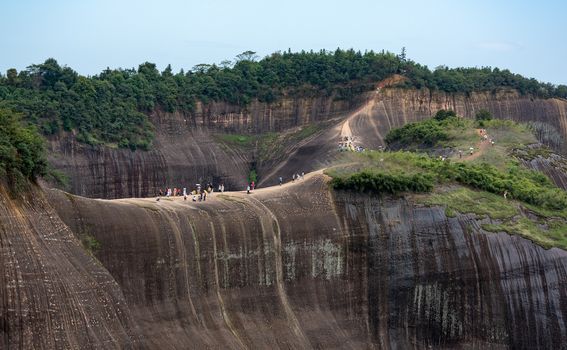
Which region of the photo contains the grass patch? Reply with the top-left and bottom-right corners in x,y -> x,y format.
423,188 -> 517,219
214,134 -> 256,148
330,116 -> 567,250
423,187 -> 567,250
481,218 -> 567,250
80,233 -> 101,254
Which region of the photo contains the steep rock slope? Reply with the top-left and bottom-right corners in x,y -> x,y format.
259,89 -> 567,186
48,87 -> 567,198
0,186 -> 140,349
48,174 -> 567,349
48,95 -> 362,199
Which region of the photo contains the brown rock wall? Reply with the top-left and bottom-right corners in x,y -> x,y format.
47,175 -> 567,349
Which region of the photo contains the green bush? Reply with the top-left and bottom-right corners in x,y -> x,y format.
331,170 -> 434,195
385,113 -> 465,148
433,109 -> 457,121
475,109 -> 493,121
333,150 -> 567,210
0,108 -> 47,189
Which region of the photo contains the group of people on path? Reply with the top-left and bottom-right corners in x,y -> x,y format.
157,182 -> 223,202
338,136 -> 365,152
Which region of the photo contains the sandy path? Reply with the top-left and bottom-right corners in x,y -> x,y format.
461,129 -> 491,161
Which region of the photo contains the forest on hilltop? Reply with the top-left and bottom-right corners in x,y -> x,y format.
1,48 -> 566,150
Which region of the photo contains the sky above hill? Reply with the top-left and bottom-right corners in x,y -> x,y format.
1,0 -> 565,84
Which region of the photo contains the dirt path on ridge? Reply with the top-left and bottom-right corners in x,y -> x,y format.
461,129 -> 490,161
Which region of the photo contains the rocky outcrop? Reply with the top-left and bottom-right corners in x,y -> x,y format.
47,175 -> 567,349
0,185 -> 140,349
47,87 -> 567,198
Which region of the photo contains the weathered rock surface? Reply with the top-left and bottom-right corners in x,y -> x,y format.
47,88 -> 567,198
46,175 -> 567,349
0,186 -> 139,349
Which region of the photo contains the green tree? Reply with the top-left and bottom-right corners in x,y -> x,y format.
0,108 -> 47,188
475,109 -> 493,121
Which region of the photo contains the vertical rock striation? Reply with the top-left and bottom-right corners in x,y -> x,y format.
47,175 -> 567,349
0,186 -> 140,349
46,89 -> 567,199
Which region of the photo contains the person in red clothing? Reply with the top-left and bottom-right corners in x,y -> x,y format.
251,181 -> 255,191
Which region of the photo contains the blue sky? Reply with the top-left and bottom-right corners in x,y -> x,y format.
1,0 -> 565,84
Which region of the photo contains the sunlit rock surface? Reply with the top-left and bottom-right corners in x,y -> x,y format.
0,186 -> 139,349
44,174 -> 567,349
46,88 -> 567,198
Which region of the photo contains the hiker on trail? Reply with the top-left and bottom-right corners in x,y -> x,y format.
199,190 -> 203,201
292,174 -> 296,182
247,185 -> 250,194
503,190 -> 508,199
218,183 -> 222,192
458,150 -> 462,159
221,183 -> 225,193
279,176 -> 283,186
159,188 -> 163,196
166,188 -> 171,197
491,140 -> 495,146
469,147 -> 474,155
203,190 -> 207,201
251,181 -> 255,191
183,187 -> 187,196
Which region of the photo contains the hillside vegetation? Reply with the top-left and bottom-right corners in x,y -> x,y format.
329,113 -> 567,249
0,108 -> 47,190
1,49 -> 566,149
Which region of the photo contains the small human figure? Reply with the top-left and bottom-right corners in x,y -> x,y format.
246,185 -> 250,194
203,190 -> 207,201
159,188 -> 163,196
292,174 -> 296,182
458,150 -> 462,159
251,181 -> 255,191
279,176 -> 283,186
301,172 -> 304,179
503,190 -> 508,199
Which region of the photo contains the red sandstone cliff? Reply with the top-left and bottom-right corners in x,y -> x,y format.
46,88 -> 567,198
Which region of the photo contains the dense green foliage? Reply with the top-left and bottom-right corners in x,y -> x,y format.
331,151 -> 567,210
331,170 -> 434,194
475,109 -> 493,122
385,112 -> 464,148
0,108 -> 47,188
433,109 -> 457,121
1,49 -> 566,149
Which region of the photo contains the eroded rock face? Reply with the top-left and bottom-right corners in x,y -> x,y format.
48,89 -> 567,199
47,175 -> 567,349
0,186 -> 139,349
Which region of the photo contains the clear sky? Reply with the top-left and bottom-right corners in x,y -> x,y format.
1,0 -> 565,84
